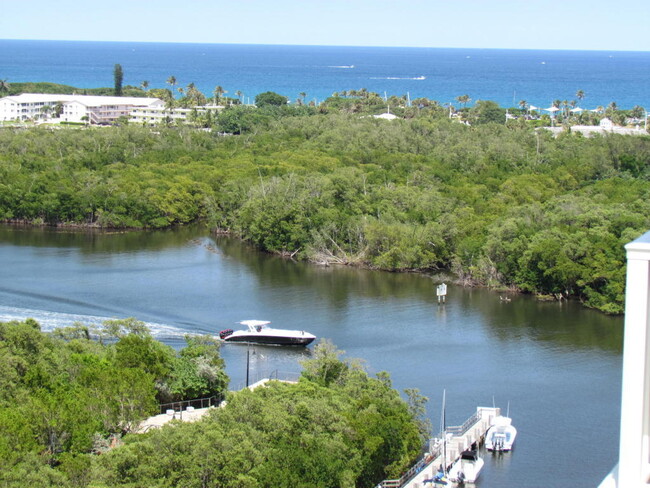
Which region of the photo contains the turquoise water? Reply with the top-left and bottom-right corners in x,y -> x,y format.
1,39 -> 649,109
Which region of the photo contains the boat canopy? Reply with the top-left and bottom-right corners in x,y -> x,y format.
460,450 -> 479,460
239,320 -> 271,327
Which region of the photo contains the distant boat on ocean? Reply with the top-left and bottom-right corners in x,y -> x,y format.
3,39 -> 648,109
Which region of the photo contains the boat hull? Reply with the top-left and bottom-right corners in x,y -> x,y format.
485,417 -> 517,451
448,452 -> 484,484
223,334 -> 315,346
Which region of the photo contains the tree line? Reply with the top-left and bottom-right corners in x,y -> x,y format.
1,105 -> 649,312
0,321 -> 423,487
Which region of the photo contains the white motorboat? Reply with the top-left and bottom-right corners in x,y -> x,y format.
218,320 -> 316,346
447,449 -> 484,484
485,415 -> 517,452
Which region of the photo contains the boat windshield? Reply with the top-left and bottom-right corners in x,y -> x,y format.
239,320 -> 271,332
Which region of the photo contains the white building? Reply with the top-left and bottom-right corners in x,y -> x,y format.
0,93 -> 164,124
600,230 -> 650,488
130,104 -> 223,126
544,117 -> 648,137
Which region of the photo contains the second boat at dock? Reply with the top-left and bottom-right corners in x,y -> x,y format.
485,415 -> 517,452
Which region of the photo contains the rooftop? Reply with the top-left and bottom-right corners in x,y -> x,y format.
1,93 -> 162,107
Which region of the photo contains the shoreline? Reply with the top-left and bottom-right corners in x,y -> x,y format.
0,219 -> 568,310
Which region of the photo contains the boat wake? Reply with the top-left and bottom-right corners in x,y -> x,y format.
328,65 -> 355,69
0,305 -> 189,339
370,75 -> 426,80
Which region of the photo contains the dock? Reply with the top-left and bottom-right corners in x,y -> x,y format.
378,406 -> 500,488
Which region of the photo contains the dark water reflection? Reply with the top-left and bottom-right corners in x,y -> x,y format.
466,292 -> 623,354
0,225 -> 622,488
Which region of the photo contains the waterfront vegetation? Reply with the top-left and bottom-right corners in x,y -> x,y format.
2,99 -> 649,314
1,83 -> 650,313
0,320 -> 423,487
0,319 -> 227,475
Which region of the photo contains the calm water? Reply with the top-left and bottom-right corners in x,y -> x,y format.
1,39 -> 649,109
0,225 -> 623,488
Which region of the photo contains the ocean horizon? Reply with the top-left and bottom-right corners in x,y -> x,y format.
1,39 -> 649,109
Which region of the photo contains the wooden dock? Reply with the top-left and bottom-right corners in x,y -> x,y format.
378,406 -> 501,488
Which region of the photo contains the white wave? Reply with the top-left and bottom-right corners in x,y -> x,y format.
0,305 -> 189,338
370,76 -> 426,80
328,65 -> 355,69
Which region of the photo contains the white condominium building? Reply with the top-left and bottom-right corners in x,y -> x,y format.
0,93 -> 164,124
130,104 -> 223,125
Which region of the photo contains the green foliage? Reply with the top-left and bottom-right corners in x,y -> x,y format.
93,342 -> 422,488
113,64 -> 123,97
217,105 -> 269,134
0,319 -> 229,484
255,91 -> 289,107
8,81 -> 148,98
1,103 -> 649,312
470,100 -> 505,124
113,334 -> 174,379
164,335 -> 229,402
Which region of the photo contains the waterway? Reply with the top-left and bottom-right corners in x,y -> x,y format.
0,224 -> 623,488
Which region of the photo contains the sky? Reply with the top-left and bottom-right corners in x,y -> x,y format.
1,0 -> 649,51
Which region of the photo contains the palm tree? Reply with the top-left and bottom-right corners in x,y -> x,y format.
518,100 -> 528,111
163,90 -> 175,112
456,94 -> 471,108
40,105 -> 52,120
185,83 -> 204,107
299,92 -> 307,104
235,90 -> 243,104
166,76 -> 177,98
186,83 -> 196,101
562,100 -> 569,117
606,101 -> 619,120
53,102 -> 64,118
630,105 -> 645,120
576,90 -> 585,103
213,86 -> 225,105
141,80 -> 149,92
0,79 -> 10,97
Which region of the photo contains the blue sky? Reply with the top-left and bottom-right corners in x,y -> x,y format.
2,0 -> 648,51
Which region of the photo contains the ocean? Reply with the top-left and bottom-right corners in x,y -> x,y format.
1,39 -> 649,109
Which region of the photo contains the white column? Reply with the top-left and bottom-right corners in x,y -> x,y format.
618,231 -> 650,487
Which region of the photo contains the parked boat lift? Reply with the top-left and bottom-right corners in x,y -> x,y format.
378,406 -> 501,488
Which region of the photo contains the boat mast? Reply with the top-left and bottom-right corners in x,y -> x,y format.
442,389 -> 447,474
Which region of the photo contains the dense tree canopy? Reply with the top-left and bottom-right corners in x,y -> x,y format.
1,105 -> 649,312
255,91 -> 289,107
0,319 -> 228,487
0,324 -> 423,488
92,341 -> 424,488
